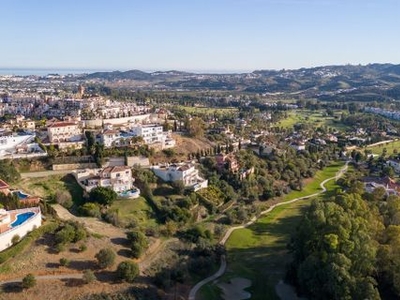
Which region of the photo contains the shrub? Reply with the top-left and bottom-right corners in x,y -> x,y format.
11,234 -> 20,245
80,202 -> 101,217
95,248 -> 116,269
59,257 -> 70,267
55,243 -> 66,253
127,230 -> 148,259
116,260 -> 139,282
55,190 -> 73,208
82,269 -> 96,284
79,244 -> 88,252
89,187 -> 117,206
22,273 -> 36,289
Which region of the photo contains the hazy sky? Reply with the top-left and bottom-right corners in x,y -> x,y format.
1,0 -> 399,72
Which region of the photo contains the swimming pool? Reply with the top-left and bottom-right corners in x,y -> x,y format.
11,212 -> 35,227
12,190 -> 29,199
119,188 -> 140,198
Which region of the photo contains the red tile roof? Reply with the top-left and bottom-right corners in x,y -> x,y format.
48,122 -> 77,128
0,179 -> 9,190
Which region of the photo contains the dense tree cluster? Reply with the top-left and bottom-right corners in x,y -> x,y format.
88,186 -> 118,206
0,159 -> 20,184
54,221 -> 87,252
288,181 -> 400,299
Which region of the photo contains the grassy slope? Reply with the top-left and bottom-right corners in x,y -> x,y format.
198,162 -> 345,300
14,174 -> 84,204
110,196 -> 158,228
366,139 -> 400,156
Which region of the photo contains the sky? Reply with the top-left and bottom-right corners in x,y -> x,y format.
1,0 -> 399,72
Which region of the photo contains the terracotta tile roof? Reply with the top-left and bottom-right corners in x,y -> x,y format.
48,122 -> 77,128
103,130 -> 119,135
0,179 -> 9,190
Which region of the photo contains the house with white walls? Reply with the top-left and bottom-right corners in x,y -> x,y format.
73,166 -> 140,198
0,207 -> 42,252
47,121 -> 82,143
151,163 -> 208,191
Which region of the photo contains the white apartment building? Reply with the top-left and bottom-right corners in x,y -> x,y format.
47,121 -> 82,143
151,163 -> 208,191
130,124 -> 163,144
129,124 -> 176,149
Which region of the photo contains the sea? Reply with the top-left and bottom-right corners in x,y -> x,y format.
0,68 -> 113,76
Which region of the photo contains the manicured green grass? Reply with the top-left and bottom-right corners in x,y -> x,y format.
198,283 -> 223,300
277,110 -> 349,131
277,111 -> 300,128
366,139 -> 400,156
283,161 -> 344,201
110,196 -> 158,228
177,105 -> 238,115
199,162 -> 346,300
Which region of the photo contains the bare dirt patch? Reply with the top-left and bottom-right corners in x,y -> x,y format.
0,204 -> 166,299
0,279 -> 132,300
150,134 -> 215,163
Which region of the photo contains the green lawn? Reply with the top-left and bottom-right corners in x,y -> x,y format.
15,174 -> 84,204
277,110 -> 349,132
366,139 -> 400,156
110,196 -> 158,228
176,105 -> 238,115
198,162 -> 346,300
282,161 -> 344,201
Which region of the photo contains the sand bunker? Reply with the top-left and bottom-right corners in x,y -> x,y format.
218,277 -> 252,300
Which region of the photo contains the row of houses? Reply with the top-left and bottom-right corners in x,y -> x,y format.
0,117 -> 176,158
74,161 -> 208,196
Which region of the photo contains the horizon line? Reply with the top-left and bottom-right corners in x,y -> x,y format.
0,62 -> 399,76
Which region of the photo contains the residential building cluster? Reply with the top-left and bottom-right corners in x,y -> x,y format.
73,166 -> 140,198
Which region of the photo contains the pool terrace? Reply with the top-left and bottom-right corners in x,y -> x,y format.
0,207 -> 40,235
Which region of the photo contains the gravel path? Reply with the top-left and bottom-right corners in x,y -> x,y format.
188,161 -> 349,300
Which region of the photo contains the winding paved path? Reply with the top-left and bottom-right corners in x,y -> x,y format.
188,161 -> 349,300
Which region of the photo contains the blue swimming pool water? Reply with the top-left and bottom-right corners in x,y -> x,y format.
119,188 -> 140,198
11,212 -> 35,227
12,190 -> 29,199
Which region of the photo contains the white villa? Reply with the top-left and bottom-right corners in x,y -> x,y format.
129,124 -> 176,149
100,124 -> 176,150
151,163 -> 208,191
0,207 -> 42,252
73,166 -> 140,198
47,121 -> 82,143
101,129 -> 124,148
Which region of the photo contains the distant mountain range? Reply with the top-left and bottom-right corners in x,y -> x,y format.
82,64 -> 400,100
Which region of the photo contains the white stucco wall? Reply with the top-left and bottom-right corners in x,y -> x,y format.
0,208 -> 42,252
83,114 -> 150,128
